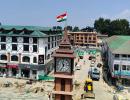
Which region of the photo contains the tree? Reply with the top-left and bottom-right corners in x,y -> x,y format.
110,19 -> 129,36
81,26 -> 94,32
94,18 -> 129,36
73,26 -> 79,32
66,26 -> 73,31
94,18 -> 111,34
56,26 -> 62,30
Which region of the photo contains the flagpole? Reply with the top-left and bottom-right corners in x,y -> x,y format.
64,11 -> 67,34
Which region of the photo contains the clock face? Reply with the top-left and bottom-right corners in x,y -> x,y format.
56,58 -> 71,73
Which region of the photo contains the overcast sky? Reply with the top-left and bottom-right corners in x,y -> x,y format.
0,0 -> 130,28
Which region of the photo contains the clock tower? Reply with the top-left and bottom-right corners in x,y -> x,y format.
52,28 -> 75,100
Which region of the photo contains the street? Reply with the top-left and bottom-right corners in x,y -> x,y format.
73,51 -> 113,100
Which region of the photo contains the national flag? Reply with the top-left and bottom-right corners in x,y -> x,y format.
56,13 -> 67,22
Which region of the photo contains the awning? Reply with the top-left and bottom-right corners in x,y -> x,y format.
7,65 -> 18,69
18,64 -> 45,70
0,63 -> 7,68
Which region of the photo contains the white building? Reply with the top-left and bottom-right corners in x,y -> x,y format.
102,35 -> 130,84
0,25 -> 62,79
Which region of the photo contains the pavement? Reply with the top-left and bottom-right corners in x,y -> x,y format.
73,52 -> 114,100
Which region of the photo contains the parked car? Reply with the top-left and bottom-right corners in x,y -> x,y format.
76,65 -> 81,70
89,67 -> 100,80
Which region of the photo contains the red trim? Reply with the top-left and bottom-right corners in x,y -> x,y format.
56,13 -> 67,19
7,65 -> 18,69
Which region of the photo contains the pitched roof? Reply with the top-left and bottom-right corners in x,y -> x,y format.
105,35 -> 130,54
0,25 -> 62,37
0,25 -> 52,31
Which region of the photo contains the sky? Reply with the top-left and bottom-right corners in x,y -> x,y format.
0,0 -> 130,28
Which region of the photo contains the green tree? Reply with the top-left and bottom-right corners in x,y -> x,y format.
110,19 -> 129,36
66,26 -> 73,31
94,18 -> 111,34
56,26 -> 62,30
94,18 -> 129,36
73,26 -> 79,32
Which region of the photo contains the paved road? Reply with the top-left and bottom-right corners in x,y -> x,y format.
73,52 -> 113,100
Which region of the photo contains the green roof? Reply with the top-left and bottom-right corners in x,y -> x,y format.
0,25 -> 62,37
106,35 -> 130,54
0,25 -> 52,31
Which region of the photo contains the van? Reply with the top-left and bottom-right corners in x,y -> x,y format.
89,67 -> 100,80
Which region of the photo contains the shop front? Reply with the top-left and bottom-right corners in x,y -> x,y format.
18,64 -> 45,79
7,64 -> 18,77
0,63 -> 7,76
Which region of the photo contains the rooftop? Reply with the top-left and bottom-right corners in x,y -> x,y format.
0,25 -> 62,37
105,35 -> 130,54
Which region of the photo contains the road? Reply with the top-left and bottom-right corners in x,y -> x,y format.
73,52 -> 113,100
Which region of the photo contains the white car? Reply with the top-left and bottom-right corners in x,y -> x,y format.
76,65 -> 81,70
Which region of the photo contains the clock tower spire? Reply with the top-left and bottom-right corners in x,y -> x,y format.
52,27 -> 75,100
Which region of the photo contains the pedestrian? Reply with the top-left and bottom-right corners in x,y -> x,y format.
3,72 -> 6,78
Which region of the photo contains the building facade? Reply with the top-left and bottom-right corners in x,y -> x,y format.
102,36 -> 130,84
0,25 -> 62,79
68,31 -> 97,47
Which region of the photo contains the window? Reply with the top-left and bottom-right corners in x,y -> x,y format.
38,55 -> 44,64
23,45 -> 29,51
12,37 -> 17,43
22,56 -> 30,62
33,45 -> 37,52
55,42 -> 56,47
11,55 -> 18,61
77,37 -> 79,39
115,54 -> 119,58
114,64 -> 119,71
48,44 -> 50,50
52,37 -> 54,41
81,37 -> 83,39
33,37 -> 37,44
89,37 -> 91,40
12,44 -> 17,51
33,57 -> 37,63
1,36 -> 6,42
122,65 -> 126,70
23,37 -> 29,43
122,54 -> 127,58
47,54 -> 50,59
127,66 -> 130,71
48,37 -> 50,42
128,55 -> 130,58
1,55 -> 7,60
93,37 -> 96,40
1,44 -> 6,50
61,79 -> 65,91
52,43 -> 53,48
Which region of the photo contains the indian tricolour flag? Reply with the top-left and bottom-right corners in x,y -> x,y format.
56,13 -> 67,22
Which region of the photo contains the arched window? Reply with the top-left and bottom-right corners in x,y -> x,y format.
1,54 -> 7,60
22,56 -> 30,62
33,57 -> 37,63
11,55 -> 18,61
